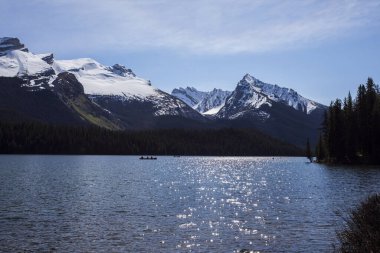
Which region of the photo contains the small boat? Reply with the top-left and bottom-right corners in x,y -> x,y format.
139,156 -> 157,160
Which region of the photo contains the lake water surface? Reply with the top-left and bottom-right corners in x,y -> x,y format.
0,155 -> 379,252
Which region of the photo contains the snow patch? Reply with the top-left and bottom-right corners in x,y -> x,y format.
172,87 -> 231,114
242,74 -> 320,114
203,103 -> 224,115
53,58 -> 158,98
172,87 -> 208,107
0,50 -> 52,77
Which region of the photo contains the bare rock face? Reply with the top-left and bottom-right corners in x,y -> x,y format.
41,53 -> 54,65
107,64 -> 136,77
53,72 -> 84,99
0,37 -> 28,55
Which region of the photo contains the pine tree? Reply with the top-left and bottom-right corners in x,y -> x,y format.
343,92 -> 356,162
320,77 -> 380,164
356,84 -> 367,157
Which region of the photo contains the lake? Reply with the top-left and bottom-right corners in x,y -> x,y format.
0,155 -> 379,252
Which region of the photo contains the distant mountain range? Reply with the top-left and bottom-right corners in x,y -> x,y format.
172,74 -> 324,117
0,37 -> 326,147
171,75 -> 326,147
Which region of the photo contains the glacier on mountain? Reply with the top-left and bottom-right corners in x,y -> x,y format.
0,37 -> 203,120
0,49 -> 52,78
52,58 -> 157,99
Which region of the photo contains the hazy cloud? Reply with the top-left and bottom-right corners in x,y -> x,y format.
2,0 -> 380,54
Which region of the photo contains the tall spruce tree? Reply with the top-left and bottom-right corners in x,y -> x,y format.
356,84 -> 367,157
319,77 -> 380,164
343,92 -> 356,162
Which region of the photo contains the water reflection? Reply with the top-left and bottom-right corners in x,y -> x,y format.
0,155 -> 379,252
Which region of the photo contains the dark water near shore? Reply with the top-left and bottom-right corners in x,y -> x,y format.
0,155 -> 379,252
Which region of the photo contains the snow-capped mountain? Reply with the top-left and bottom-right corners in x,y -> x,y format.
172,74 -> 326,147
171,87 -> 231,115
216,73 -> 326,147
173,74 -> 323,119
216,73 -> 324,120
52,58 -> 154,98
51,58 -> 202,120
240,74 -> 319,114
0,38 -> 54,83
0,37 -> 326,147
0,37 -> 203,128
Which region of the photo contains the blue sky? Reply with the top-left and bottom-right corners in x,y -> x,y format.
1,0 -> 380,104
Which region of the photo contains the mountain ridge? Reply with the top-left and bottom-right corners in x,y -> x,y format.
0,37 -> 325,147
172,73 -> 325,117
0,37 -> 204,129
172,74 -> 326,147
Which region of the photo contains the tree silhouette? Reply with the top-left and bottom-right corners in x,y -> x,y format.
316,77 -> 380,164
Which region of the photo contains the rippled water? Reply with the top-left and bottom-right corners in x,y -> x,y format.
0,156 -> 379,252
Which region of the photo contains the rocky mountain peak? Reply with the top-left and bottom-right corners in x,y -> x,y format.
38,53 -> 54,65
107,64 -> 136,77
234,73 -> 325,114
243,73 -> 256,83
244,73 -> 264,85
172,86 -> 231,115
0,37 -> 28,55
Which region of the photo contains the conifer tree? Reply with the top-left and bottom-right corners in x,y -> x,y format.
343,92 -> 356,162
356,84 -> 367,157
319,77 -> 380,164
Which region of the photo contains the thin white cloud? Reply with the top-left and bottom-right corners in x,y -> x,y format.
2,0 -> 380,54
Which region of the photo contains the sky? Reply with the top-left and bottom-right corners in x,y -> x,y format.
1,0 -> 380,104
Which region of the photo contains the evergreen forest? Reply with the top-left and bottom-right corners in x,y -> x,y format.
315,78 -> 380,164
0,121 -> 302,156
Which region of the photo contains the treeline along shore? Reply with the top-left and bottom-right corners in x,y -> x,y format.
315,78 -> 380,165
0,121 -> 302,156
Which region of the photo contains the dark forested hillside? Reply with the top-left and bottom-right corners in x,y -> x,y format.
0,121 -> 302,156
316,78 -> 380,164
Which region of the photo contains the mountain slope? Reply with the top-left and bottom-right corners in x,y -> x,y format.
171,87 -> 231,115
0,76 -> 88,125
216,74 -> 326,147
0,37 -> 204,129
172,74 -> 326,147
52,72 -> 124,129
215,73 -> 325,119
52,58 -> 205,127
171,87 -> 207,108
0,37 -> 326,148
